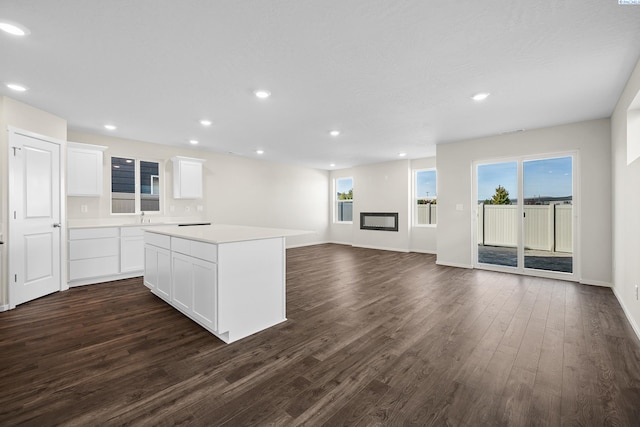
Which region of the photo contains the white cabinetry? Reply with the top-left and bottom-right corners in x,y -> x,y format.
68,227 -> 119,281
120,227 -> 145,272
68,225 -> 166,286
170,237 -> 218,331
171,156 -> 205,199
67,142 -> 107,196
144,233 -> 171,301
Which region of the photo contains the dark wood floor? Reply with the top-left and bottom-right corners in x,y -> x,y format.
1,244 -> 640,426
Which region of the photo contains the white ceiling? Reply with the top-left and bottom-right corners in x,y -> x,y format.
1,1 -> 640,170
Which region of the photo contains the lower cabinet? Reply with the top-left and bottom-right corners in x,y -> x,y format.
171,251 -> 217,331
144,244 -> 171,301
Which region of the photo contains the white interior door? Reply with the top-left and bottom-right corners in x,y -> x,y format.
9,130 -> 62,307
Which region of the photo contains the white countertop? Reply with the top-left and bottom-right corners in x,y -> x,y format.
144,224 -> 311,244
67,218 -> 210,229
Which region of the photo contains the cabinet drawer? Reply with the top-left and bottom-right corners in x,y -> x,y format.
171,237 -> 217,263
69,238 -> 119,260
145,232 -> 170,249
121,226 -> 145,237
69,256 -> 119,281
171,237 -> 191,255
190,240 -> 217,263
69,227 -> 118,240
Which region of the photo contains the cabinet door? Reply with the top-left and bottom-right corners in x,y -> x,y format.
121,236 -> 144,273
144,245 -> 158,290
192,258 -> 217,331
156,248 -> 171,300
67,146 -> 104,196
171,252 -> 193,312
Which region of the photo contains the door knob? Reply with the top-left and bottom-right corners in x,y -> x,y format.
52,223 -> 61,228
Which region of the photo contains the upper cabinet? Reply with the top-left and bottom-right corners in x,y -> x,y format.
172,156 -> 205,199
67,142 -> 107,197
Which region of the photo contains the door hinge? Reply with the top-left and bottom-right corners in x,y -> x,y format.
14,274 -> 17,283
11,146 -> 21,156
14,211 -> 16,220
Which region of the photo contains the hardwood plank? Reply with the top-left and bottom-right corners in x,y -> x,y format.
0,244 -> 639,426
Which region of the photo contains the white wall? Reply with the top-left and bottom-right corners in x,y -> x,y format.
328,158 -> 437,253
67,131 -> 329,247
410,157 -> 437,254
0,96 -> 68,306
611,58 -> 640,337
436,118 -> 612,286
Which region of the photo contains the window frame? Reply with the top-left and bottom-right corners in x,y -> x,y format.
334,176 -> 354,224
413,168 -> 437,227
110,156 -> 163,216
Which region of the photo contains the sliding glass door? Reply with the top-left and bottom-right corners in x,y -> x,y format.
475,154 -> 575,279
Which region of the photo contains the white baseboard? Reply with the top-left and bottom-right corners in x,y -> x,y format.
328,241 -> 352,247
612,286 -> 640,342
579,279 -> 612,288
351,244 -> 410,253
286,240 -> 330,249
435,260 -> 473,269
0,304 -> 9,312
410,249 -> 437,255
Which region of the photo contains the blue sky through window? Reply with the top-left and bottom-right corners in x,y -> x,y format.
416,170 -> 437,199
336,177 -> 353,197
477,157 -> 572,202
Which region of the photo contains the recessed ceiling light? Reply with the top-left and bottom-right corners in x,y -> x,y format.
254,90 -> 271,99
472,92 -> 490,101
189,139 -> 199,145
256,150 -> 264,155
104,124 -> 116,130
329,130 -> 340,137
398,152 -> 407,157
6,83 -> 27,92
329,163 -> 336,167
200,119 -> 212,126
0,21 -> 30,36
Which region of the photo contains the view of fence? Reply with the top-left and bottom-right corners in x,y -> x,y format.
416,204 -> 437,225
478,203 -> 572,253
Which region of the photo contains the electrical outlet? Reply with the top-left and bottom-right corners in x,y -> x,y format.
197,205 -> 203,212
185,206 -> 191,212
81,204 -> 88,213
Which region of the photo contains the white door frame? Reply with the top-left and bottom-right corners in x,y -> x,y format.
471,150 -> 580,282
8,126 -> 67,309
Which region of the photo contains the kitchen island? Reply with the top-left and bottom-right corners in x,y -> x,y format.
143,224 -> 308,343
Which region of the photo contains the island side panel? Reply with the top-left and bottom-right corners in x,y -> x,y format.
217,237 -> 286,342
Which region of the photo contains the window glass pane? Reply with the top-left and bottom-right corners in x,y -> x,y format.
140,161 -> 160,212
415,170 -> 437,225
336,177 -> 353,222
111,157 -> 135,214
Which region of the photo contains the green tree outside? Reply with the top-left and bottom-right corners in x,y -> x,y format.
485,185 -> 511,205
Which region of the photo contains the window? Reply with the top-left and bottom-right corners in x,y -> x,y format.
111,157 -> 161,214
414,169 -> 437,225
335,177 -> 353,222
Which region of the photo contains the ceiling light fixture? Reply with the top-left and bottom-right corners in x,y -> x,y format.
472,92 -> 490,101
6,83 -> 27,92
329,130 -> 340,137
200,119 -> 212,126
256,150 -> 264,155
398,152 -> 407,157
254,90 -> 271,99
189,139 -> 199,145
0,21 -> 30,36
329,163 -> 336,167
104,124 -> 116,130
